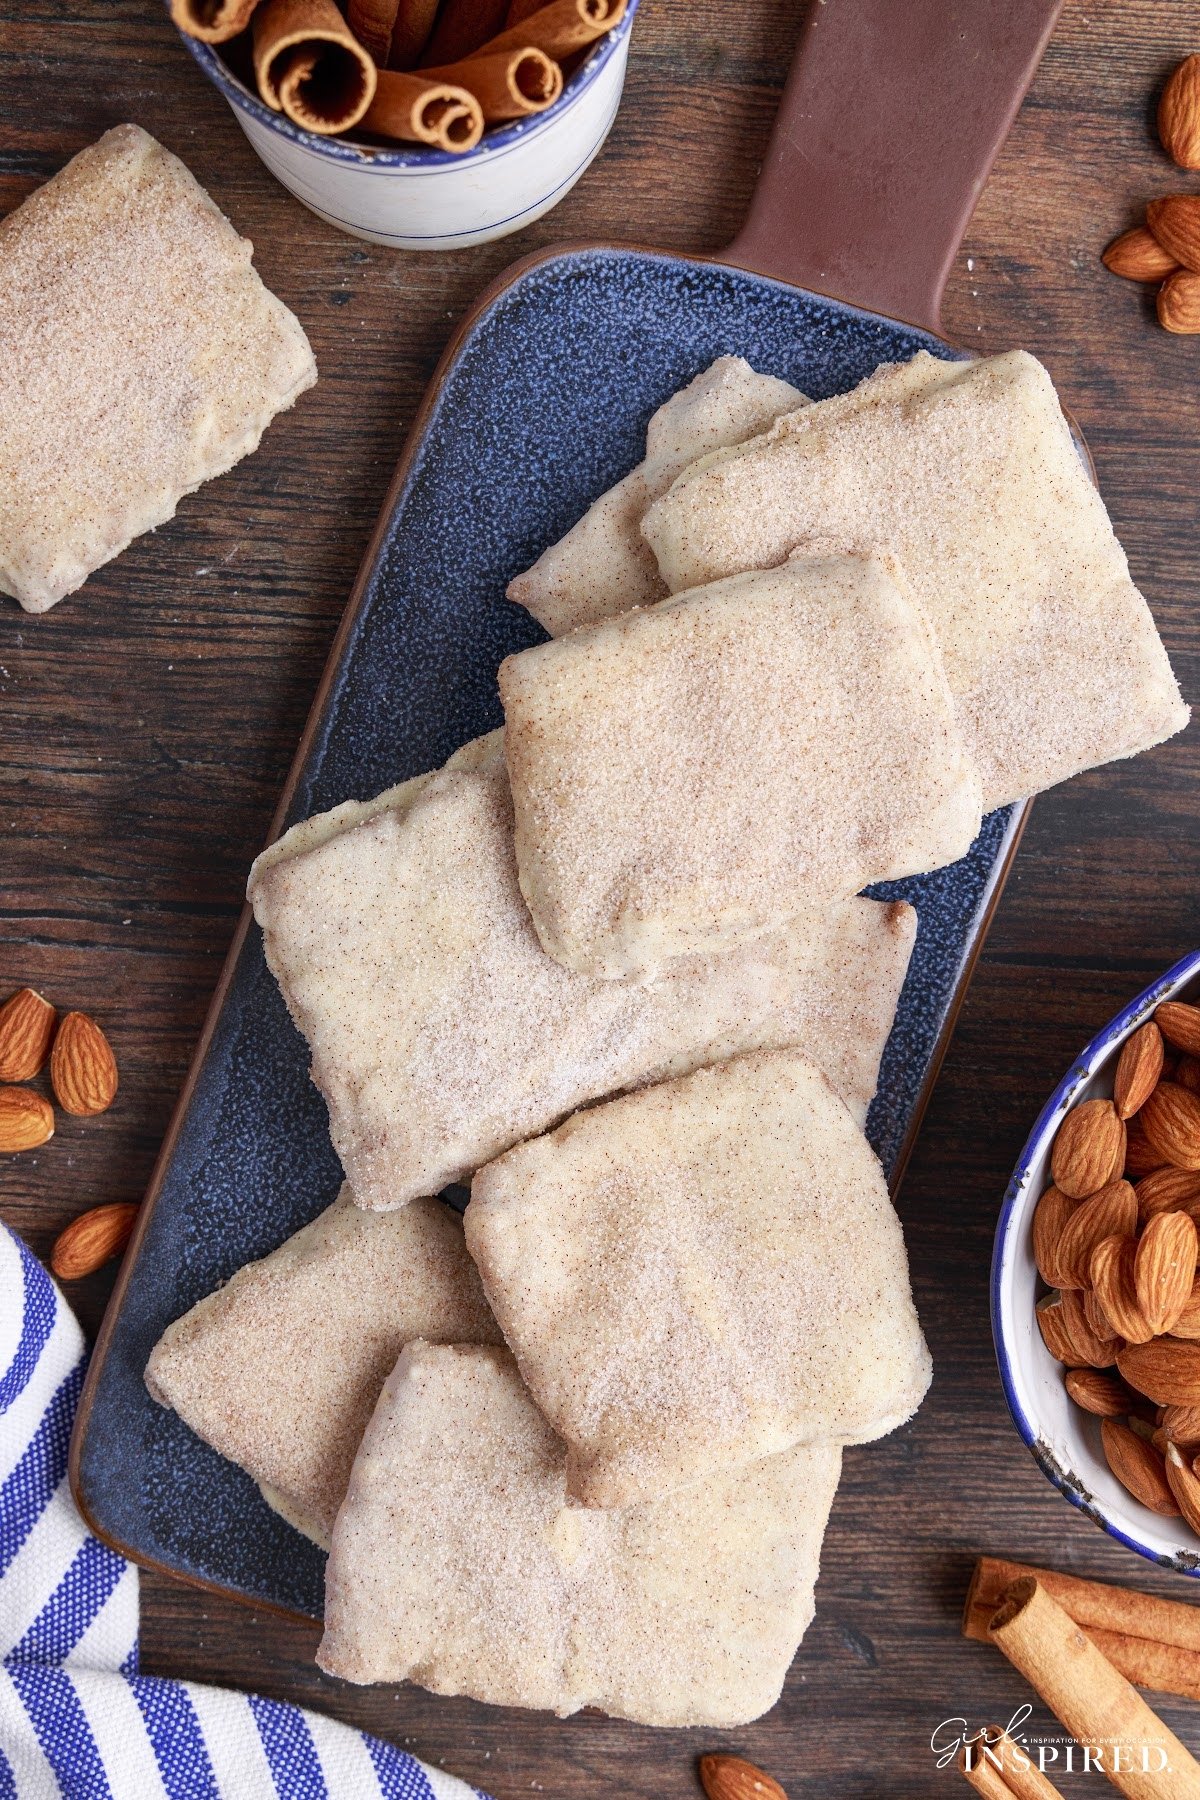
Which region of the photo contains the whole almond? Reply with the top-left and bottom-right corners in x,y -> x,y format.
1055,1180 -> 1137,1288
1156,1002 -> 1200,1057
1125,1117 -> 1165,1178
0,1086 -> 55,1153
1051,1099 -> 1127,1199
1158,268 -> 1200,334
1160,54 -> 1200,168
50,1012 -> 117,1117
1113,1021 -> 1165,1120
1166,1441 -> 1200,1535
1102,226 -> 1179,282
1085,1288 -> 1117,1344
1141,1083 -> 1200,1170
698,1756 -> 787,1800
1163,1402 -> 1200,1444
1037,1291 -> 1082,1364
1060,1286 -> 1118,1368
1171,1277 -> 1200,1341
1177,1057 -> 1200,1096
1032,1184 -> 1079,1287
1091,1235 -> 1154,1344
1148,195 -> 1200,272
0,988 -> 57,1083
1065,1367 -> 1139,1417
1136,1211 -> 1200,1335
1101,1418 -> 1180,1515
1118,1338 -> 1200,1406
50,1202 -> 137,1281
1136,1166 -> 1200,1224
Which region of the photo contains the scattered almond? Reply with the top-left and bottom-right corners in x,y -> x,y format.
1148,194 -> 1200,272
1118,1337 -> 1200,1405
0,987 -> 56,1083
1160,54 -> 1200,168
1101,1417 -> 1180,1515
1136,1210 -> 1200,1335
49,1012 -> 118,1117
1065,1367 -> 1139,1417
1056,1180 -> 1137,1287
50,1202 -> 138,1281
1159,266 -> 1200,333
1166,1441 -> 1200,1534
1051,1099 -> 1127,1199
1156,1001 -> 1200,1057
1114,1020 -> 1166,1117
1141,1082 -> 1200,1170
1090,1235 -> 1154,1344
698,1756 -> 788,1800
0,1086 -> 55,1153
1037,1291 -> 1083,1364
1135,1165 -> 1200,1224
1102,226 -> 1179,282
1031,1184 -> 1080,1287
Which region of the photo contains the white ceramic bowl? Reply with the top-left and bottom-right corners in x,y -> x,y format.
993,948 -> 1200,1574
174,2 -> 640,248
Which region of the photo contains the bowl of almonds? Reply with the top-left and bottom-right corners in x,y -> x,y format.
993,949 -> 1200,1573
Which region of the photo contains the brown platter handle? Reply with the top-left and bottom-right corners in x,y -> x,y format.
720,0 -> 1064,335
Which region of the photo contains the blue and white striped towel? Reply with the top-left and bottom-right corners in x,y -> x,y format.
0,1222 -> 490,1800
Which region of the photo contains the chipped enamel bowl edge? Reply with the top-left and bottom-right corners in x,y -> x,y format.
992,948 -> 1200,1574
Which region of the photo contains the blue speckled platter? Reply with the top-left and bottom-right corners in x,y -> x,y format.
72,247 -> 1025,1622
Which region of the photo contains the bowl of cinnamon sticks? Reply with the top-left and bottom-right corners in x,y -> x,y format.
169,0 -> 639,248
994,947 -> 1200,1575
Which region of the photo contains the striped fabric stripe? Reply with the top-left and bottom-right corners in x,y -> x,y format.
0,1223 -> 491,1800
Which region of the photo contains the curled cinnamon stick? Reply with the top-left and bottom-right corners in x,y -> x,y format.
254,0 -> 378,134
347,0 -> 400,63
473,0 -> 627,61
989,1578 -> 1200,1799
965,1557 -> 1200,1654
170,0 -> 261,41
388,0 -> 441,68
959,1732 -> 1063,1798
361,69 -> 484,150
422,47 -> 562,119
422,0 -> 509,65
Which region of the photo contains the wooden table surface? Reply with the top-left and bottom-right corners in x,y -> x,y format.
3,2 -> 1200,1794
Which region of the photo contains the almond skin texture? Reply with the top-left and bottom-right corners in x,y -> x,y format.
1101,1418 -> 1180,1516
1164,1402 -> 1200,1443
1051,1099 -> 1127,1199
1158,268 -> 1200,334
50,1012 -> 117,1117
1091,1235 -> 1155,1344
1114,1021 -> 1165,1119
698,1757 -> 788,1800
0,1086 -> 55,1152
1065,1367 -> 1140,1417
1136,1211 -> 1200,1335
1125,1118 -> 1165,1179
1141,1083 -> 1200,1170
0,988 -> 56,1082
50,1202 -> 137,1281
1156,1002 -> 1200,1058
1118,1338 -> 1200,1406
1055,1180 -> 1137,1288
1084,1288 -> 1117,1345
1177,1057 -> 1200,1097
1102,226 -> 1179,282
1136,1166 -> 1200,1224
1148,195 -> 1200,272
1166,1442 -> 1200,1535
1037,1292 -> 1082,1364
1060,1287 -> 1118,1368
1170,1278 -> 1200,1341
1032,1184 -> 1079,1287
1160,55 -> 1200,170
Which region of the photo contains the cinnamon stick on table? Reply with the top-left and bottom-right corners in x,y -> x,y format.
170,0 -> 261,41
958,1731 -> 1063,1799
421,47 -> 562,119
253,0 -> 378,134
361,69 -> 484,150
989,1578 -> 1200,1800
964,1556 -> 1200,1700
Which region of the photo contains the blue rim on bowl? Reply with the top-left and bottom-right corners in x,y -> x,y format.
992,946 -> 1200,1574
172,0 -> 642,171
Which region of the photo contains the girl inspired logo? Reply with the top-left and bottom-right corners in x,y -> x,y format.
930,1708 -> 1174,1778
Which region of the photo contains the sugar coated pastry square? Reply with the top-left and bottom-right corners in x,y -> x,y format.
317,1342 -> 841,1726
507,356 -> 805,637
466,1049 -> 930,1509
500,551 -> 981,982
0,124 -> 316,612
145,1186 -> 498,1546
640,349 -> 1188,811
249,730 -> 916,1208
